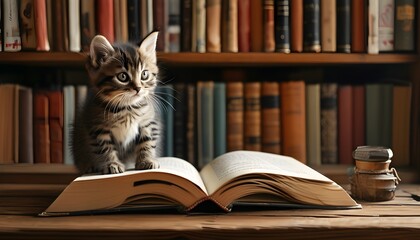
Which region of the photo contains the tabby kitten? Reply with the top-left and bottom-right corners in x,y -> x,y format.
72,32 -> 161,174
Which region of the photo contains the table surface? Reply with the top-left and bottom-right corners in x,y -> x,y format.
1,184 -> 420,240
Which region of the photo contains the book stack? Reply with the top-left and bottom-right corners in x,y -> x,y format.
0,0 -> 416,53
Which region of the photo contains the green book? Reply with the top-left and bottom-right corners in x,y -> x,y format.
156,85 -> 174,157
213,82 -> 226,157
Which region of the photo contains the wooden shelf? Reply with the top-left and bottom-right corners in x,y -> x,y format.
0,52 -> 417,67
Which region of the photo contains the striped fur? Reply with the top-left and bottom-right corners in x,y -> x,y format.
72,32 -> 161,174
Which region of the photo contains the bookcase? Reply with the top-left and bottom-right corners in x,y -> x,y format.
1,0 -> 420,186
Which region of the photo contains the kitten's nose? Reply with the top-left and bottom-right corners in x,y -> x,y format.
135,87 -> 141,94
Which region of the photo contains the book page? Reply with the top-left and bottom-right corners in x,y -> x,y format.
77,157 -> 208,195
200,151 -> 332,195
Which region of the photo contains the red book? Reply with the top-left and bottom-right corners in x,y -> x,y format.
34,0 -> 50,51
263,0 -> 275,52
97,0 -> 114,43
46,91 -> 64,164
238,0 -> 251,52
338,85 -> 353,165
351,0 -> 366,52
290,0 -> 303,52
34,93 -> 50,164
250,0 -> 263,51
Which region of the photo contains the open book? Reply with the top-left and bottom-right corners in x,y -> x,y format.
41,151 -> 359,216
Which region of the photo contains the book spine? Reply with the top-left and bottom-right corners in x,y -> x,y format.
394,0 -> 415,51
80,0 -> 95,52
63,86 -> 75,165
303,0 -> 321,52
197,82 -> 214,168
0,3 -> 2,51
305,83 -> 321,166
338,85 -> 353,165
34,93 -> 51,164
68,0 -> 81,52
281,81 -> 307,164
47,91 -> 64,164
173,83 -> 187,159
320,83 -> 338,164
290,0 -> 303,52
3,0 -> 22,51
153,0 -> 166,51
114,0 -> 127,42
238,0 -> 251,52
196,0 -> 206,52
167,0 -> 181,52
222,0 -> 238,52
206,0 -> 222,52
368,0 -> 379,54
336,0 -> 351,53
97,0 -> 114,43
250,0 -> 263,52
226,82 -> 244,151
127,0 -> 140,43
274,0 -> 290,53
213,82 -> 227,157
181,0 -> 193,51
378,0 -> 394,52
263,0 -> 275,52
186,84 -> 196,165
157,85 -> 175,157
352,85 -> 366,151
140,0 -> 148,39
244,82 -> 262,151
18,87 -> 34,164
321,0 -> 336,52
261,82 -> 281,154
20,0 -> 37,50
351,0 -> 366,53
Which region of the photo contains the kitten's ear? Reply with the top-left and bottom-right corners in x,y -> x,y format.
89,35 -> 114,67
138,31 -> 158,62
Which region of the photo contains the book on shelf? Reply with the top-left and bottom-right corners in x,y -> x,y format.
0,85 -> 19,164
127,0 -> 140,43
394,0 -> 415,52
338,85 -> 354,165
280,81 -> 306,164
303,0 -> 321,52
18,86 -> 34,164
263,0 -> 275,52
352,85 -> 366,153
181,0 -> 193,51
63,86 -> 75,165
51,0 -> 68,51
226,81 -> 244,152
68,0 -> 81,52
40,150 -> 360,216
186,83 -> 196,165
321,0 -> 336,52
197,81 -> 214,168
274,0 -> 290,53
336,0 -> 351,53
250,0 -> 264,52
378,0 -> 394,52
114,0 -> 129,43
261,82 -> 281,154
238,0 -> 251,52
305,83 -> 321,166
156,85 -> 174,157
3,0 -> 22,52
97,0 -> 114,44
206,0 -> 222,52
244,82 -> 262,151
351,0 -> 367,53
368,0 -> 379,54
290,0 -> 303,52
19,0 -> 37,50
167,0 -> 181,52
80,0 -> 96,52
222,0 -> 238,52
195,0 -> 206,53
34,92 -> 51,164
173,83 -> 188,160
320,83 -> 338,164
213,82 -> 227,157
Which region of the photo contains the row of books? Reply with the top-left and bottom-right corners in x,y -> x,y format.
0,0 -> 416,53
0,79 -> 412,169
158,80 -> 412,168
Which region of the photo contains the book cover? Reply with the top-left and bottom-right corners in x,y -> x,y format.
41,151 -> 359,216
290,0 -> 303,52
97,0 -> 114,43
238,0 -> 251,52
244,82 -> 261,151
63,86 -> 75,165
305,83 -> 321,166
226,81 -> 244,151
274,0 -> 290,53
338,85 -> 353,165
281,81 -> 307,164
263,0 -> 275,52
392,84 -> 412,166
19,0 -> 37,50
206,0 -> 222,52
3,0 -> 22,51
351,0 -> 367,53
80,0 -> 96,52
394,0 -> 415,52
222,0 -> 238,52
321,0 -> 336,52
127,0 -> 140,43
213,82 -> 226,157
34,92 -> 50,164
18,86 -> 34,164
336,0 -> 350,53
365,83 -> 393,148
378,0 -> 394,52
303,0 -> 321,52
261,82 -> 281,154
368,0 -> 379,54
320,83 -> 338,164
68,0 -> 81,52
181,0 -> 193,51
250,0 -> 264,52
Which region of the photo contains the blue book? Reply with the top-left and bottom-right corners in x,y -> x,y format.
156,85 -> 174,157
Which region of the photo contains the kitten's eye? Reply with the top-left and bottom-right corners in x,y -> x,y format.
117,72 -> 129,83
141,70 -> 149,81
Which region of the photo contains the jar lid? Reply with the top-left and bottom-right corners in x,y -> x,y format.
352,146 -> 393,161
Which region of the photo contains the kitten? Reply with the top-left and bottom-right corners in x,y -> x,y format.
72,32 -> 161,174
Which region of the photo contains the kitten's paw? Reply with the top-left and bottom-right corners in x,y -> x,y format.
103,162 -> 125,174
135,159 -> 160,170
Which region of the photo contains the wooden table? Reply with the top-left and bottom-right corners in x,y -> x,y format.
1,184 -> 420,239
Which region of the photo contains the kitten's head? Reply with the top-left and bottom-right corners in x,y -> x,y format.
86,32 -> 159,107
